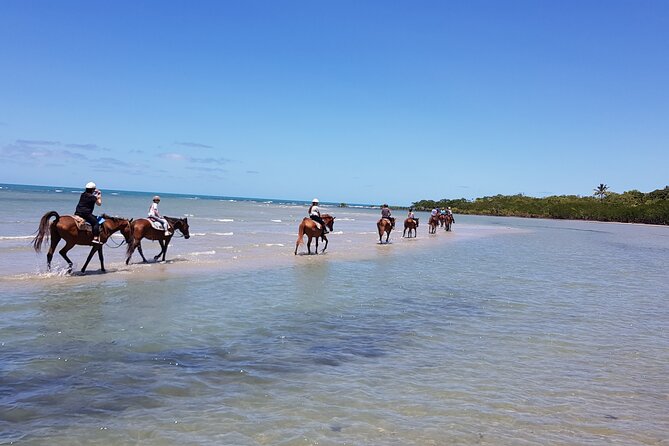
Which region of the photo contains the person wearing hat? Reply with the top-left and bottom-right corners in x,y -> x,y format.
75,181 -> 103,244
148,195 -> 171,236
308,198 -> 328,235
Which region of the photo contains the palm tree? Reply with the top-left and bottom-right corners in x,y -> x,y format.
593,183 -> 609,201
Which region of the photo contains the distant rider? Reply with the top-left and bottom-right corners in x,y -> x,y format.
381,204 -> 395,228
148,195 -> 171,236
308,198 -> 328,236
75,181 -> 103,244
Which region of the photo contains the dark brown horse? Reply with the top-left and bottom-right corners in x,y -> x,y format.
442,213 -> 454,231
428,215 -> 439,234
32,212 -> 133,273
403,217 -> 419,238
126,216 -> 190,264
377,217 -> 394,243
294,214 -> 335,255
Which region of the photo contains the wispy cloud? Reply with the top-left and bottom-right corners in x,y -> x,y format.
176,141 -> 214,149
16,139 -> 61,146
160,152 -> 231,165
246,170 -> 260,174
186,166 -> 227,173
65,143 -> 100,150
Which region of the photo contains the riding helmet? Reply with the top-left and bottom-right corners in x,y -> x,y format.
312,198 -> 319,203
85,182 -> 96,189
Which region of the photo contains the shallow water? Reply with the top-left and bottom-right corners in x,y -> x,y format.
1,185 -> 668,445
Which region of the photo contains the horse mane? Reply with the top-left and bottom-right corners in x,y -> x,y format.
165,216 -> 182,224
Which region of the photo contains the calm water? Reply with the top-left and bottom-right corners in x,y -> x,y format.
1,184 -> 668,445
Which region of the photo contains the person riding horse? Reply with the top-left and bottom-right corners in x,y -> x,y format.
148,195 -> 171,236
381,204 -> 395,228
75,181 -> 103,244
308,199 -> 328,237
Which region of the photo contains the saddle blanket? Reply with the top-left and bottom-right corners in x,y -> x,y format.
143,218 -> 169,231
72,215 -> 105,232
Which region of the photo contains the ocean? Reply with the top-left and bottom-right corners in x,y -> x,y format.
1,184 -> 668,445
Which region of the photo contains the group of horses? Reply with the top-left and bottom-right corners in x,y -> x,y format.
33,207 -> 454,271
32,211 -> 190,274
293,211 -> 455,255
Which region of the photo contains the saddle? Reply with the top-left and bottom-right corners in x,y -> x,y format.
145,217 -> 171,231
72,215 -> 105,232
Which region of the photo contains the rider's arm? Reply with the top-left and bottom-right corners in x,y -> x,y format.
94,190 -> 102,206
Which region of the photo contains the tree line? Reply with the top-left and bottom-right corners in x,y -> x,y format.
411,186 -> 669,226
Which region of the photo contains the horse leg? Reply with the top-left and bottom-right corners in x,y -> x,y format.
81,245 -> 98,273
98,246 -> 105,272
46,232 -> 62,270
306,236 -> 312,254
136,242 -> 148,263
314,236 -> 319,254
161,240 -> 170,262
59,241 -> 76,273
321,236 -> 328,253
154,240 -> 165,261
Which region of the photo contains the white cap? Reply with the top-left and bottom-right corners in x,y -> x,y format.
85,182 -> 96,189
312,198 -> 319,203
153,195 -> 161,201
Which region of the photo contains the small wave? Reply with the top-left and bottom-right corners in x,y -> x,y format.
0,235 -> 34,240
265,243 -> 285,247
55,189 -> 63,192
184,213 -> 194,217
336,218 -> 356,221
186,197 -> 200,200
330,231 -> 344,235
111,192 -> 119,195
190,250 -> 216,256
271,219 -> 282,223
216,218 -> 234,222
192,232 -> 207,236
213,232 -> 234,236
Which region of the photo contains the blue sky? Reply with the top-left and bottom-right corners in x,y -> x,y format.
1,1 -> 667,205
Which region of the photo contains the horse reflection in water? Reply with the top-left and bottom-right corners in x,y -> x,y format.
126,216 -> 190,264
32,211 -> 133,273
295,214 -> 335,255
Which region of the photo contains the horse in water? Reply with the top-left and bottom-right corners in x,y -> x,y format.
403,218 -> 419,238
294,214 -> 335,255
428,215 -> 439,234
377,217 -> 395,244
126,216 -> 190,264
32,212 -> 133,273
442,213 -> 454,231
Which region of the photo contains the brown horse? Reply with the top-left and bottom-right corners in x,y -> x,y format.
442,213 -> 454,231
377,217 -> 394,243
32,212 -> 133,273
126,216 -> 191,264
294,214 -> 335,255
403,217 -> 419,238
428,215 -> 439,234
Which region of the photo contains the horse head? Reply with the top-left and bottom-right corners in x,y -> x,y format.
167,217 -> 190,239
102,214 -> 134,243
322,214 -> 335,232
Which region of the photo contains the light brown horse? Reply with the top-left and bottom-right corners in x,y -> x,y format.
428,215 -> 439,234
377,217 -> 395,243
294,214 -> 335,255
403,217 -> 419,238
32,212 -> 133,273
126,216 -> 190,264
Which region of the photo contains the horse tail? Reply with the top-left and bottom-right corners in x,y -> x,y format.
126,220 -> 136,257
32,211 -> 60,253
295,219 -> 306,254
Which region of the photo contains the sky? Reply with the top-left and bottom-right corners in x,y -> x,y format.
1,1 -> 667,205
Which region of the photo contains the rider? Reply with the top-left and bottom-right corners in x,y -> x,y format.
407,207 -> 418,223
75,181 -> 103,244
308,198 -> 328,236
446,206 -> 455,222
381,204 -> 395,228
148,195 -> 171,236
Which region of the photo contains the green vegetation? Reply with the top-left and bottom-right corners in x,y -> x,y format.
412,186 -> 669,225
